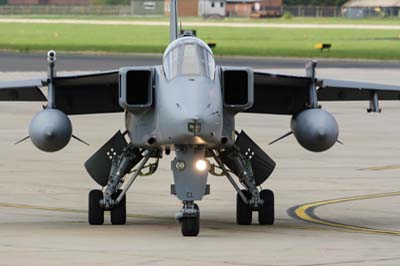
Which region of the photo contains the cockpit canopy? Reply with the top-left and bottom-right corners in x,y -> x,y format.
163,37 -> 216,81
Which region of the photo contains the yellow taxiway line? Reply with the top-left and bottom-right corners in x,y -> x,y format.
359,165 -> 400,171
290,191 -> 400,236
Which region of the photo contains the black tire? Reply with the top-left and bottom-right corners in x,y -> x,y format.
258,189 -> 274,225
181,204 -> 200,237
236,190 -> 252,225
111,189 -> 126,225
89,189 -> 104,225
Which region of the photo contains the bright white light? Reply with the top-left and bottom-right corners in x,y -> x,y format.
176,161 -> 185,171
195,160 -> 208,171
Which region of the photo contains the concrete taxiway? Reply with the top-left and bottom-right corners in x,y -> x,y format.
1,57 -> 400,265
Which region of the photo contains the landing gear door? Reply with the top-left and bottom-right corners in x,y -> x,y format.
84,131 -> 128,186
235,131 -> 276,186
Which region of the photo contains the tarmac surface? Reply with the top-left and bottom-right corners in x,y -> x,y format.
2,51 -> 400,71
0,54 -> 400,265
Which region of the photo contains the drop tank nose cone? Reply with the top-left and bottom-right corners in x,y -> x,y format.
317,129 -> 326,139
45,129 -> 55,139
291,109 -> 339,152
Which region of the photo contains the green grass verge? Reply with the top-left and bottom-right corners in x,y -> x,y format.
1,22 -> 400,59
2,15 -> 400,25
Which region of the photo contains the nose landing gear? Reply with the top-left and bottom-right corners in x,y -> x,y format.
176,201 -> 200,236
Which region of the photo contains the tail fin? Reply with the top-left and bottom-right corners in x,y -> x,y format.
170,0 -> 178,42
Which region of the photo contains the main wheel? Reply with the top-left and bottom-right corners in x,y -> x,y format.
181,204 -> 200,237
258,189 -> 274,225
111,189 -> 126,225
236,190 -> 252,225
88,189 -> 104,225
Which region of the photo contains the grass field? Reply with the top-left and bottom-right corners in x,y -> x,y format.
1,21 -> 400,59
3,15 -> 400,25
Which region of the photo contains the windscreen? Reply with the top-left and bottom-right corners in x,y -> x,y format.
163,41 -> 215,80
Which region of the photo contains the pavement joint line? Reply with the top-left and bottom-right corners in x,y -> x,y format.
288,191 -> 400,236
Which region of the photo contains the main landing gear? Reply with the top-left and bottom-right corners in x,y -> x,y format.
88,189 -> 127,225
88,146 -> 151,225
236,189 -> 274,225
212,147 -> 275,226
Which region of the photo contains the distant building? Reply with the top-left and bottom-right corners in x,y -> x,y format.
226,0 -> 259,17
252,0 -> 282,18
165,0 -> 198,17
226,0 -> 282,17
131,0 -> 164,15
342,0 -> 400,18
199,0 -> 226,18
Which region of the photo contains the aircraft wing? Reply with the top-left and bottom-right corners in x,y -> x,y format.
0,71 -> 123,115
247,71 -> 400,115
317,79 -> 400,101
52,70 -> 122,115
0,79 -> 47,101
246,72 -> 311,115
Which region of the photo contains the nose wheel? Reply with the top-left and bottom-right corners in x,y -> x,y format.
178,203 -> 200,237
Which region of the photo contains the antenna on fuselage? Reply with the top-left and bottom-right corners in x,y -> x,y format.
170,0 -> 178,42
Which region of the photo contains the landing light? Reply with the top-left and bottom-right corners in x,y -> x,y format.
195,159 -> 208,171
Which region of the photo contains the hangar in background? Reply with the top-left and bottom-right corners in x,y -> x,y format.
342,0 -> 400,18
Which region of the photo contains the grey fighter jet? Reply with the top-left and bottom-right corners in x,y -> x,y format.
2,1 -> 400,237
